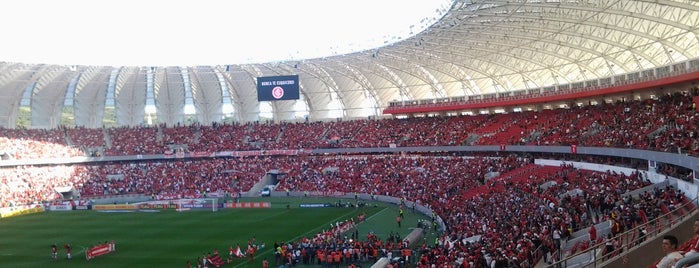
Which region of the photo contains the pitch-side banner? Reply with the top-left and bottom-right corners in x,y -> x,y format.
137,204 -> 178,209
48,204 -> 73,211
180,203 -> 225,209
0,205 -> 44,218
224,202 -> 271,209
299,203 -> 332,208
93,204 -> 137,210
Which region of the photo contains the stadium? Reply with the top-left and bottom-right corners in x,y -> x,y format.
1,0 -> 699,267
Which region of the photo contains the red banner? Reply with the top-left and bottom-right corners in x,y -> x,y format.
86,241 -> 115,260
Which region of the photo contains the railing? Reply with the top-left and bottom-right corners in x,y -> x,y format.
546,197 -> 698,268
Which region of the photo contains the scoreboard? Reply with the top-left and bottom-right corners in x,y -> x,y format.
256,75 -> 300,101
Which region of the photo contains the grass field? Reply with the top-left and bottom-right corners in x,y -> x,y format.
0,197 -> 435,268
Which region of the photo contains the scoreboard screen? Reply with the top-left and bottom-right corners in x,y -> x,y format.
256,75 -> 300,101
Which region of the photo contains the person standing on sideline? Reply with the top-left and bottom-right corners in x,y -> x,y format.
51,244 -> 58,260
396,215 -> 402,228
247,244 -> 255,261
655,235 -> 683,268
202,253 -> 209,268
64,243 -> 72,259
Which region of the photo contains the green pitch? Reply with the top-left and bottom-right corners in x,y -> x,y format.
0,197 -> 436,268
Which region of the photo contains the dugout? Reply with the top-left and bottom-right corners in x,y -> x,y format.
266,169 -> 286,185
397,227 -> 426,266
54,186 -> 80,200
370,227 -> 425,268
0,150 -> 10,160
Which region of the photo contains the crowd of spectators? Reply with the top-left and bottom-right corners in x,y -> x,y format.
0,151 -> 691,267
273,155 -> 673,267
0,155 -> 527,207
0,128 -> 82,160
0,165 -> 87,207
278,155 -> 528,206
65,127 -> 106,148
104,126 -> 160,156
0,156 -> 281,207
161,124 -> 197,145
193,122 -> 249,152
0,91 -> 698,267
268,121 -> 333,149
0,92 -> 697,160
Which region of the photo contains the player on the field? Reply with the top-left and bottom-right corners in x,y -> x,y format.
64,243 -> 72,259
51,244 -> 58,260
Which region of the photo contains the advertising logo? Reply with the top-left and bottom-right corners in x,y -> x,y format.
272,86 -> 285,99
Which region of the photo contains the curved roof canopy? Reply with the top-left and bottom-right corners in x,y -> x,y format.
0,0 -> 698,128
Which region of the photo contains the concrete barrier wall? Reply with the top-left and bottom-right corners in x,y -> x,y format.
370,257 -> 391,268
404,228 -> 425,247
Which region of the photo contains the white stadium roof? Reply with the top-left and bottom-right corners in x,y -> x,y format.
0,0 -> 698,128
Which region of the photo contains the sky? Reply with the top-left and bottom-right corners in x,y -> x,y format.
0,0 -> 452,67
